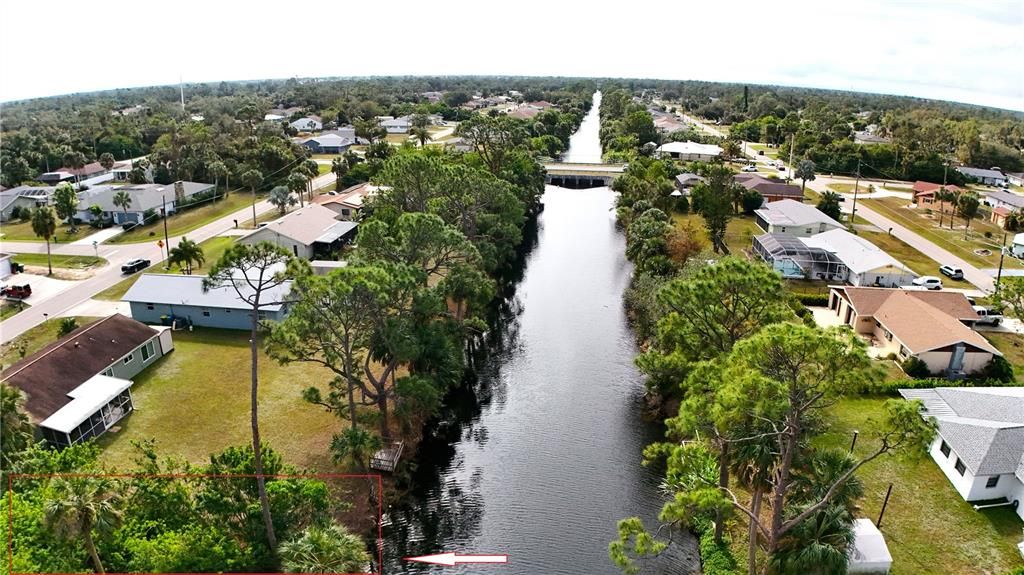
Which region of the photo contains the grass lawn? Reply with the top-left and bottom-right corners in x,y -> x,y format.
0,220 -> 91,243
861,197 -> 1023,270
94,236 -> 236,301
985,332 -> 1024,380
747,143 -> 779,159
317,164 -> 331,175
856,231 -> 972,288
0,300 -> 29,322
672,212 -> 762,256
0,317 -> 100,370
239,209 -> 281,230
97,329 -> 351,472
385,133 -> 411,146
312,154 -> 340,160
107,192 -> 255,244
10,253 -> 106,270
818,397 -> 1023,575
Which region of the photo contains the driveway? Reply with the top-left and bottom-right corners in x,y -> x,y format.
0,175 -> 337,343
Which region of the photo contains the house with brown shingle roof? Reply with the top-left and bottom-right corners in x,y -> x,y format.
828,286 -> 999,378
1,314 -> 172,447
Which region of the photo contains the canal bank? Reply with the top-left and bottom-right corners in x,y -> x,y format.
382,93 -> 699,573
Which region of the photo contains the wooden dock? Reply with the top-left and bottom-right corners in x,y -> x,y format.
370,441 -> 404,472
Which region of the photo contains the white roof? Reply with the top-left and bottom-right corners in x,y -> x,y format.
801,229 -> 913,275
847,519 -> 892,573
239,204 -> 356,246
122,272 -> 292,311
40,374 -> 133,434
755,199 -> 843,228
656,141 -> 723,156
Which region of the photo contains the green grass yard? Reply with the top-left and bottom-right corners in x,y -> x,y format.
95,236 -> 236,301
98,329 -> 356,472
985,332 -> 1024,381
0,300 -> 28,322
0,220 -> 90,243
860,197 -> 1021,270
108,192 -> 255,244
672,212 -> 762,256
817,397 -> 1023,575
9,253 -> 106,270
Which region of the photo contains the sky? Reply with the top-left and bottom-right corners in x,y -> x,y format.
1,0 -> 1022,111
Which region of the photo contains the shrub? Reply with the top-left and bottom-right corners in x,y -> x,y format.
979,355 -> 1014,382
858,376 -> 1021,395
56,317 -> 78,338
796,293 -> 829,307
901,356 -> 931,378
699,528 -> 739,575
9,206 -> 22,220
984,231 -> 993,239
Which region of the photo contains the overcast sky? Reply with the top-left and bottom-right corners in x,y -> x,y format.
2,0 -> 1022,111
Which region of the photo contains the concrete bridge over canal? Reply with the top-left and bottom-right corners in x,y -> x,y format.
543,162 -> 626,188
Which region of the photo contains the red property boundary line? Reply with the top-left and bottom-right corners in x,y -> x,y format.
7,473 -> 384,575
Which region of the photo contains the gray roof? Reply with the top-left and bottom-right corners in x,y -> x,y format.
78,182 -> 213,213
240,204 -> 356,246
898,387 -> 1024,478
755,199 -> 843,228
674,173 -> 705,186
957,166 -> 1005,180
0,185 -> 56,212
122,273 -> 292,312
302,134 -> 355,148
986,190 -> 1024,209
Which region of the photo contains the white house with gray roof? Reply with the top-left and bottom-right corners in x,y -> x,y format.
957,167 -> 1007,187
76,181 -> 215,225
984,189 -> 1024,212
754,199 -> 844,236
237,203 -> 357,259
899,386 -> 1024,520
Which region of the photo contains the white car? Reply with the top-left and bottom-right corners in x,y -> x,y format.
741,165 -> 758,172
911,276 -> 943,290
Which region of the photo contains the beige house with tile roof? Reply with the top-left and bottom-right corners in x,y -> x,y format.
828,286 -> 1000,377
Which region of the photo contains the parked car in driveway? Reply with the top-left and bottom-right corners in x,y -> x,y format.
0,284 -> 32,299
972,306 -> 1003,326
939,265 -> 964,280
741,165 -> 758,172
121,259 -> 151,274
912,276 -> 943,290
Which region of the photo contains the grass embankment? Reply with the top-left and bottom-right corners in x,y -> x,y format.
98,329 -> 346,472
671,213 -> 762,256
10,253 -> 106,270
861,197 -> 1021,270
95,236 -> 236,301
0,301 -> 29,322
0,221 -> 90,242
817,397 -> 1023,575
108,192 -> 254,244
0,317 -> 100,370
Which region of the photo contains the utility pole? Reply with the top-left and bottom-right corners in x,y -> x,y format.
787,133 -> 795,183
161,194 -> 171,266
850,159 -> 862,224
179,75 -> 185,112
996,231 -> 1008,295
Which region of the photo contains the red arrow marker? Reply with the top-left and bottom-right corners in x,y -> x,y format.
404,552 -> 508,567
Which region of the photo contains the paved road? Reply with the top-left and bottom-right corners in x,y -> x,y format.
0,173 -> 335,343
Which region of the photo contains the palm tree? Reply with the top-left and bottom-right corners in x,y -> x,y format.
207,160 -> 228,198
98,152 -> 115,171
303,159 -> 319,202
288,172 -> 307,208
168,236 -> 205,274
112,190 -> 132,223
31,207 -> 57,275
331,157 -> 349,191
269,185 -> 298,215
62,150 -> 86,187
279,524 -> 372,574
44,478 -> 123,574
330,426 -> 382,471
241,169 -> 263,226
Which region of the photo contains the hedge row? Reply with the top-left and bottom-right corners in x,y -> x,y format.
795,293 -> 829,307
691,517 -> 740,575
857,376 -> 1020,395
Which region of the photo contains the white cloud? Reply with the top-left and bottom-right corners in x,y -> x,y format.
0,0 -> 1021,110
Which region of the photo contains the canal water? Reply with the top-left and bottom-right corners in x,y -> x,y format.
382,93 -> 699,574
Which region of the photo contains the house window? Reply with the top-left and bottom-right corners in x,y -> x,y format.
123,353 -> 134,365
985,475 -> 999,488
954,458 -> 966,476
342,208 -> 351,216
884,329 -> 893,342
146,304 -> 154,310
939,441 -> 950,457
202,310 -> 211,317
805,227 -> 813,234
103,367 -> 113,377
141,341 -> 155,362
